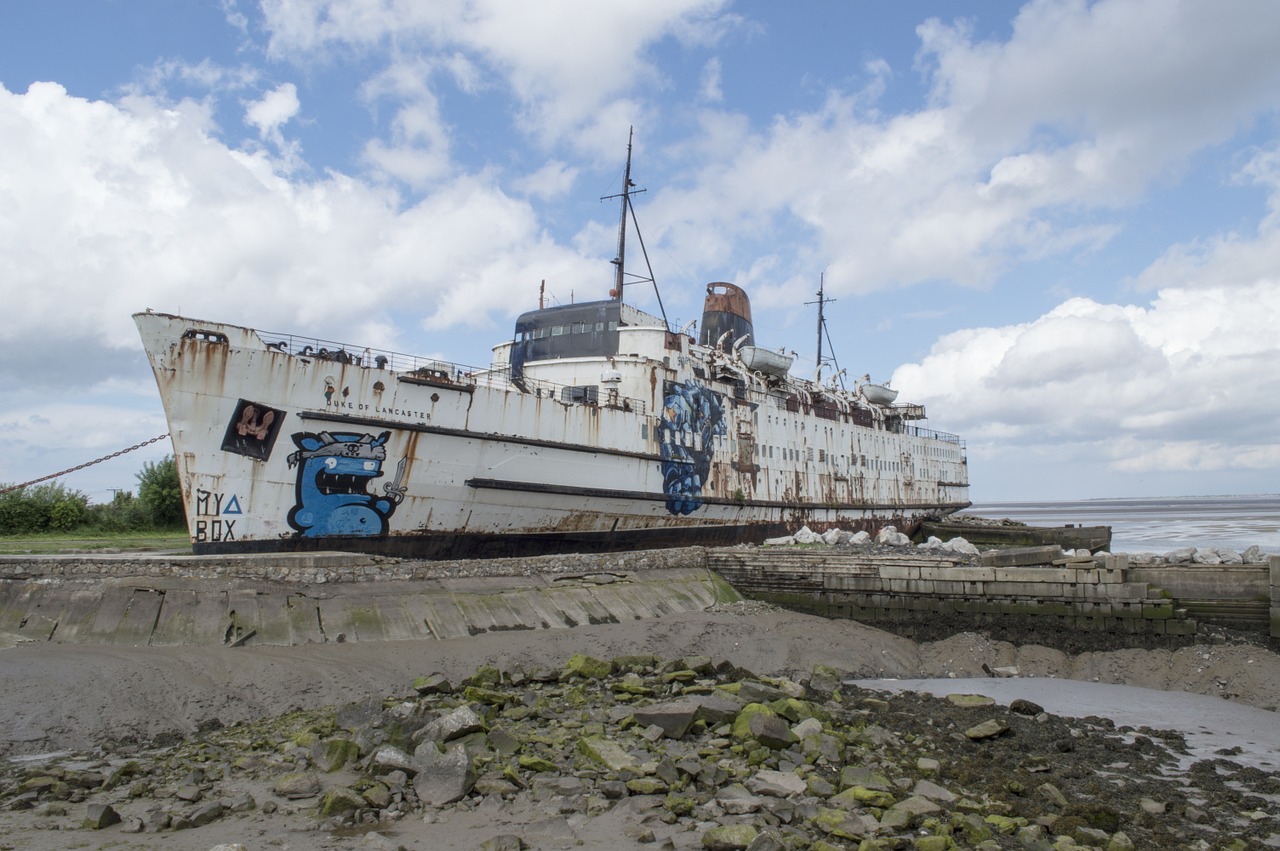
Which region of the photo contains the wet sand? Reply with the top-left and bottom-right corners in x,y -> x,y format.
3,607 -> 1278,760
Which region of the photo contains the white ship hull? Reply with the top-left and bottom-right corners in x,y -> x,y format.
136,288 -> 969,559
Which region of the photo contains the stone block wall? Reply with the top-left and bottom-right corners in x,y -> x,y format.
0,547 -> 709,585
707,548 -> 1197,637
1272,555 -> 1280,638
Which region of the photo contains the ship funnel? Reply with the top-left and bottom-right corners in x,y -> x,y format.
699,282 -> 753,350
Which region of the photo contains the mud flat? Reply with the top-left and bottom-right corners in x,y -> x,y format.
2,603 -> 1280,849
1,546 -> 1279,849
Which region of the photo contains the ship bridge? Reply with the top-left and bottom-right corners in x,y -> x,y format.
508,299 -> 665,379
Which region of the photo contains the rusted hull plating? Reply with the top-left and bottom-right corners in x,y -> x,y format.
135,308 -> 969,560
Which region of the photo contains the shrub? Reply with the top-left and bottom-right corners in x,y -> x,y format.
84,491 -> 153,532
0,482 -> 90,534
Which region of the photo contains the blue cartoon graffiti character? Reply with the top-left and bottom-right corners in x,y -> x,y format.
286,431 -> 406,537
657,381 -> 726,515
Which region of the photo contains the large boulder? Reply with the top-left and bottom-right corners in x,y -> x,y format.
561,654 -> 613,680
418,704 -> 486,745
631,699 -> 701,739
793,526 -> 822,544
877,526 -> 911,546
272,771 -> 321,800
577,736 -> 641,773
732,704 -> 798,750
411,742 -> 476,806
1242,545 -> 1270,564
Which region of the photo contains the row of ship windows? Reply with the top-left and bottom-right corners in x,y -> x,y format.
518,321 -> 620,342
654,428 -> 910,473
762,412 -> 960,462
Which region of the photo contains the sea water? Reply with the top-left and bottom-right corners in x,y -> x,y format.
903,496 -> 1280,804
965,494 -> 1280,554
853,679 -> 1280,774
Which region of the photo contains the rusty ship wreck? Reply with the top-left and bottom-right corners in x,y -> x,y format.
135,141 -> 969,559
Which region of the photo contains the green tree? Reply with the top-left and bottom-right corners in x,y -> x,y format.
136,456 -> 186,528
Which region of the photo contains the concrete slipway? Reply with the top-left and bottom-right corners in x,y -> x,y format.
0,549 -> 733,648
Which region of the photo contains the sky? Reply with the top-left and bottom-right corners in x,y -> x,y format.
3,0 -> 1280,505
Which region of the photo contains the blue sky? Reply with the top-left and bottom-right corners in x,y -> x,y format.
3,0 -> 1280,504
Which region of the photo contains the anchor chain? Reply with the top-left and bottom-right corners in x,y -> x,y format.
0,434 -> 171,495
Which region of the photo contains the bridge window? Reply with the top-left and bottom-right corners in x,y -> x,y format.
560,385 -> 599,404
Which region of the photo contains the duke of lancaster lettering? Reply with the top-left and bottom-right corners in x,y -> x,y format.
324,399 -> 429,420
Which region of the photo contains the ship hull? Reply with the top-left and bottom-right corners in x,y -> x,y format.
136,312 -> 969,559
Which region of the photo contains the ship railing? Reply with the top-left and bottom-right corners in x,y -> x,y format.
906,424 -> 966,451
257,329 -> 486,378
256,329 -> 647,414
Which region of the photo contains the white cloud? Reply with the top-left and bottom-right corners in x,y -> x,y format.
514,160 -> 577,200
260,0 -> 739,155
0,82 -> 597,391
893,252 -> 1280,495
640,0 -> 1280,307
699,57 -> 723,103
245,82 -> 300,140
358,59 -> 453,188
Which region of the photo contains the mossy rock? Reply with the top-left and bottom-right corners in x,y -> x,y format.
811,807 -> 870,840
317,786 -> 366,817
664,793 -> 696,815
412,673 -> 452,694
577,736 -> 640,772
983,814 -> 1024,835
361,782 -> 392,809
700,823 -> 758,849
612,675 -> 654,696
661,669 -> 698,683
291,731 -> 321,748
318,738 -> 360,772
626,777 -> 669,795
562,653 -> 613,680
769,697 -> 815,722
730,703 -> 775,740
612,654 -> 662,672
911,835 -> 951,851
518,755 -> 558,773
463,685 -> 516,706
467,664 -> 503,688
831,785 -> 896,809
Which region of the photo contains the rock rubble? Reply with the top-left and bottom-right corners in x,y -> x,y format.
764,525 -> 981,557
2,653 -> 1277,850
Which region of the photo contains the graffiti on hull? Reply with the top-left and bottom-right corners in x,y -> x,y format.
657,381 -> 726,515
286,431 -> 407,537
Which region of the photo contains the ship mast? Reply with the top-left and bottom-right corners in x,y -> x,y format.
807,272 -> 844,388
816,273 -> 826,381
610,128 -> 635,300
601,127 -> 668,327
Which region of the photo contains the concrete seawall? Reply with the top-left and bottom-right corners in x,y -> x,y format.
2,547 -> 1277,647
0,548 -> 730,647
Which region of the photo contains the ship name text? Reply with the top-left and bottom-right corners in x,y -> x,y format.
324,400 -> 430,421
